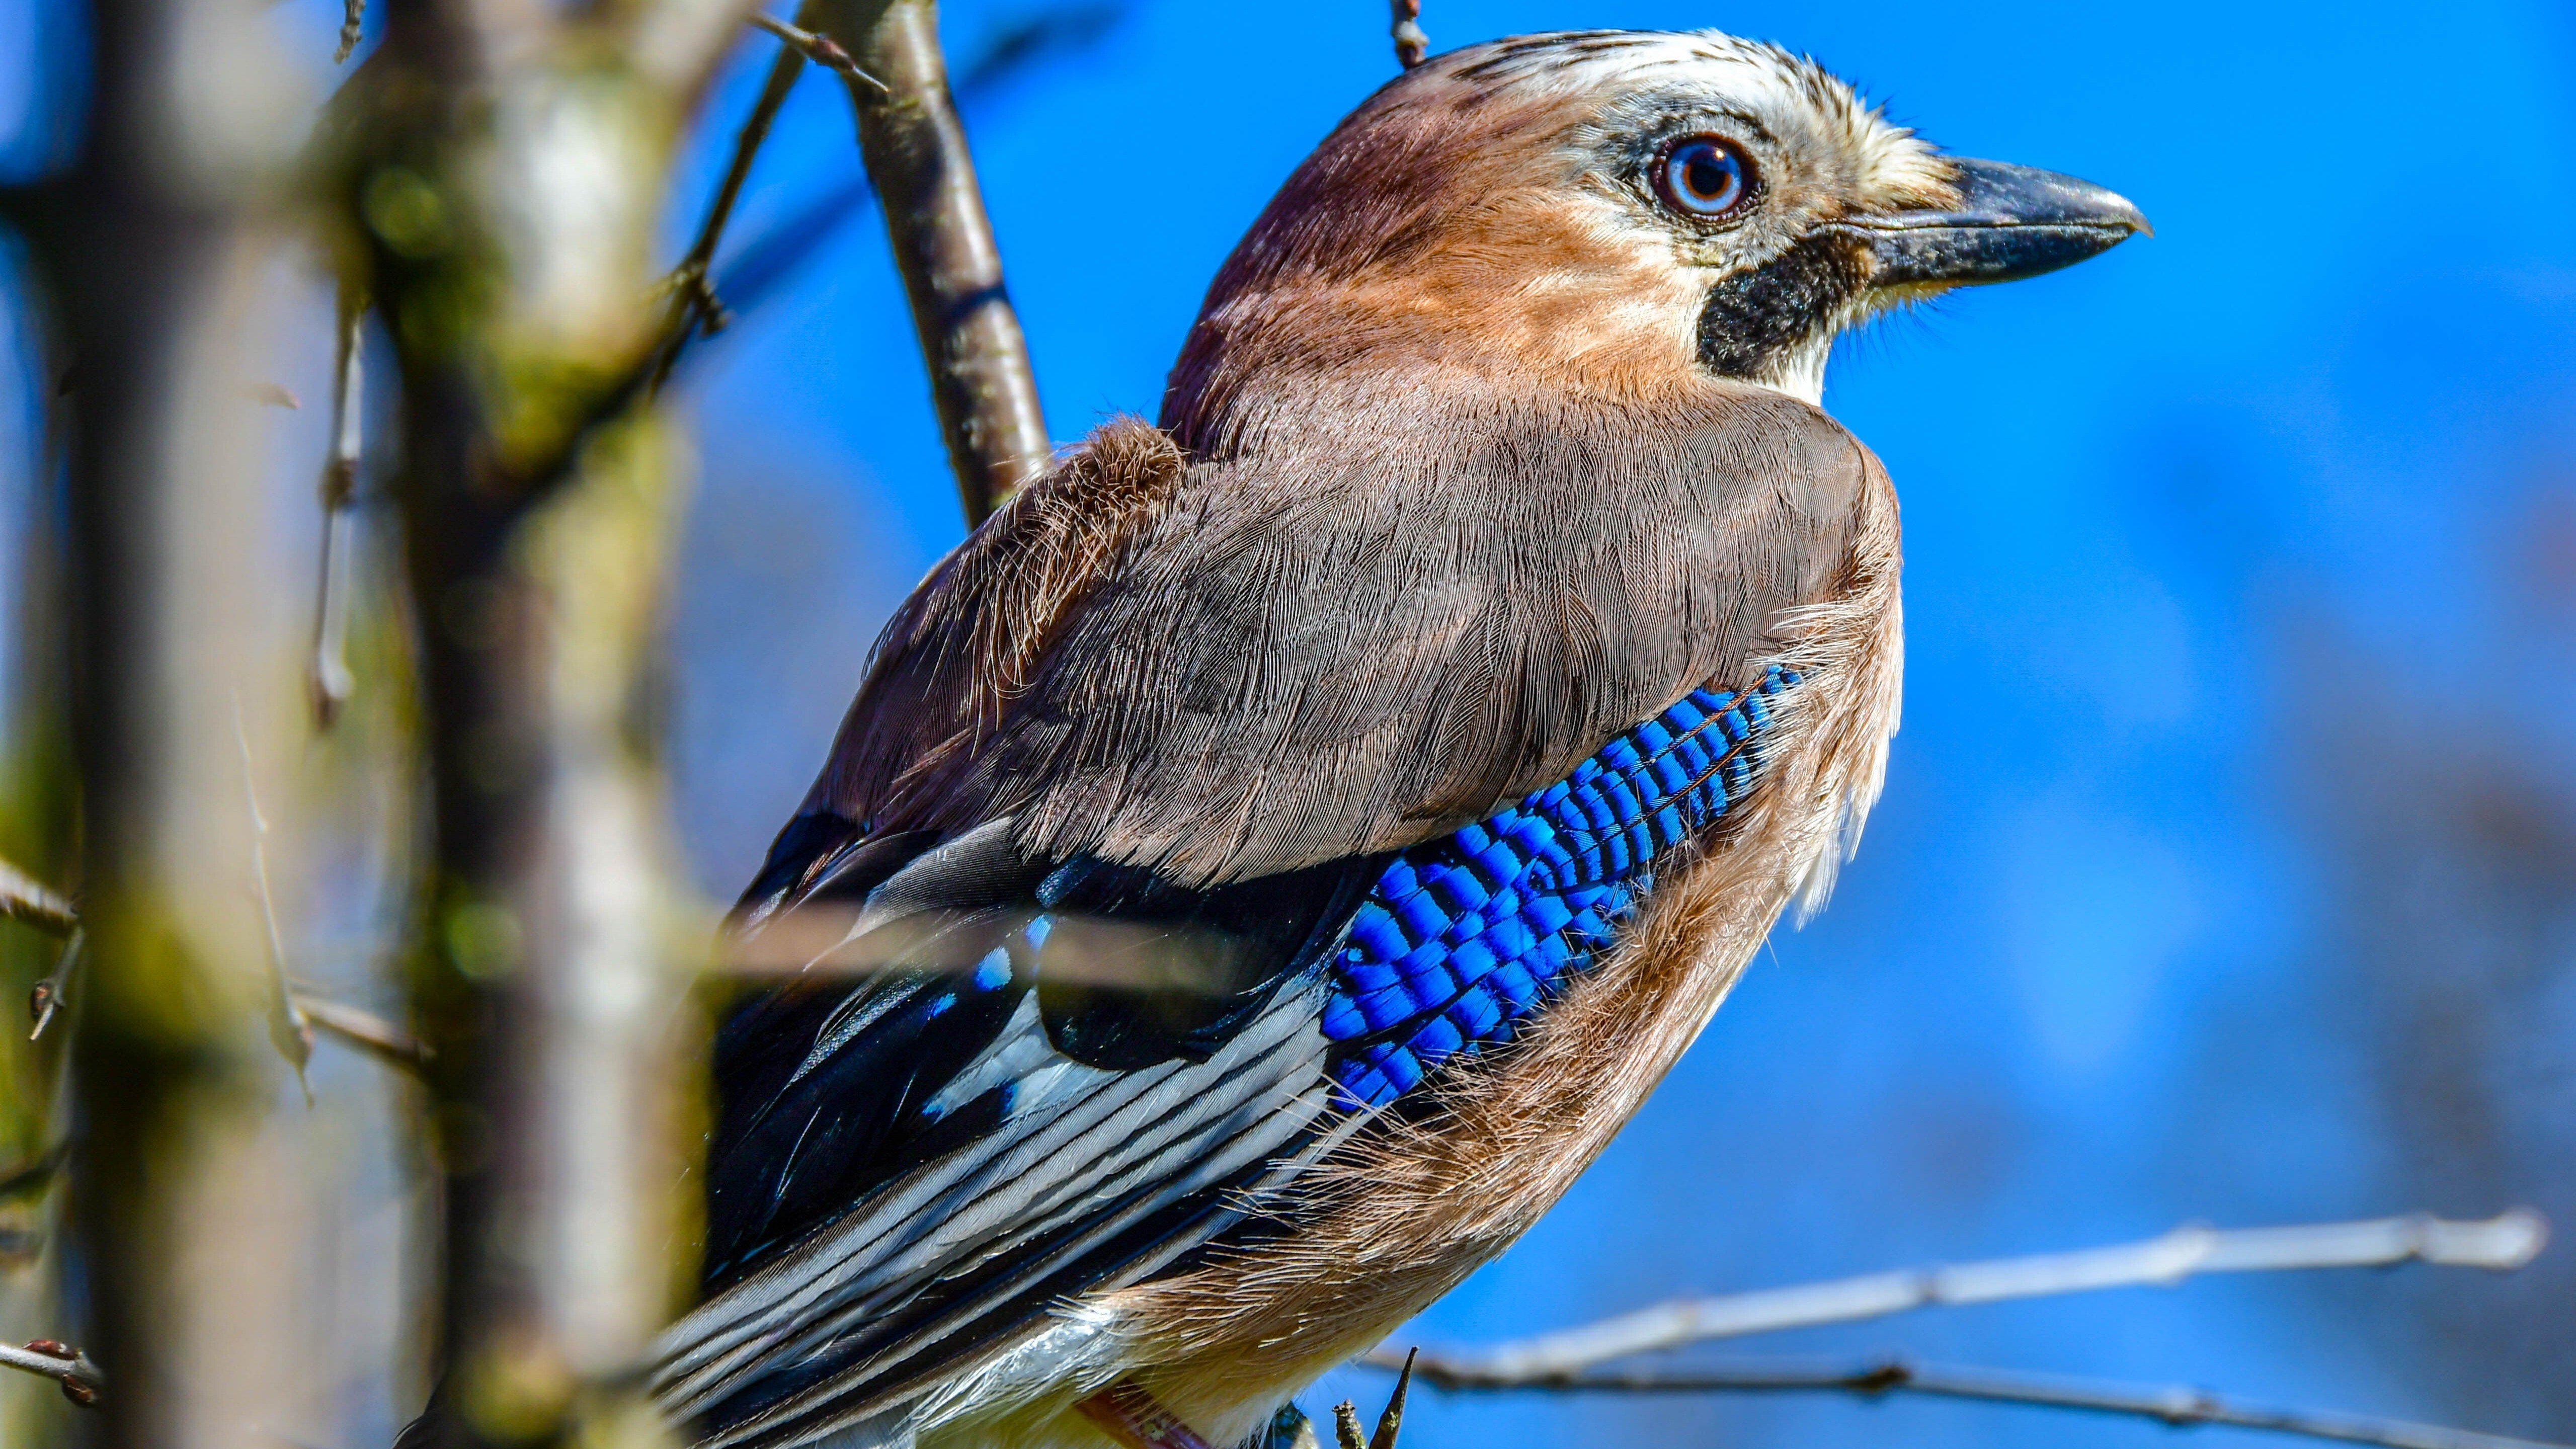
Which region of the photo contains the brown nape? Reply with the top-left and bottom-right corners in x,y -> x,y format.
1162,76 -> 1704,451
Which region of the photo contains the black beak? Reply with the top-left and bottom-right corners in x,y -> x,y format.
1837,158 -> 2147,288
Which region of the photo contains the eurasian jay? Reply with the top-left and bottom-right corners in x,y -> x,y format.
654,28 -> 2142,1449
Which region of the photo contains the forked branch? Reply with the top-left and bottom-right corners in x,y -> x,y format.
1380,1209 -> 2547,1379
0,1339 -> 104,1408
1396,1356 -> 2576,1449
815,0 -> 1051,524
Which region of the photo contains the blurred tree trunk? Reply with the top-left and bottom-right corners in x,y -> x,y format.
0,310 -> 78,1449
40,2 -> 314,1445
346,1 -> 739,1442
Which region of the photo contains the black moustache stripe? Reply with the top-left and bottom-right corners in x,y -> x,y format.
1696,233 -> 1869,378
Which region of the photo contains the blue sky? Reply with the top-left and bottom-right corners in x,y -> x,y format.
9,2 -> 2576,1446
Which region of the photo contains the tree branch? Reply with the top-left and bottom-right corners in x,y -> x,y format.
1387,1 -> 1427,69
647,2 -> 825,403
293,991 -> 433,1077
681,6 -> 1119,350
359,6 -> 704,1439
0,854 -> 76,938
747,12 -> 889,90
0,1339 -> 104,1407
1381,1210 -> 2549,1379
1393,1355 -> 2576,1449
815,0 -> 1051,524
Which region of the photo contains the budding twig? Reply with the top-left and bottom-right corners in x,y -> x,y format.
1388,0 -> 1426,69
1392,1355 -> 2575,1449
692,6 -> 1122,340
0,1339 -> 104,1408
748,12 -> 889,91
1382,1209 -> 2548,1380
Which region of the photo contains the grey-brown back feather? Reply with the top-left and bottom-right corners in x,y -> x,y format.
806,373 -> 1881,889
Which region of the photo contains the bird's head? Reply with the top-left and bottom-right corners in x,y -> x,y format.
1163,29 -> 2143,445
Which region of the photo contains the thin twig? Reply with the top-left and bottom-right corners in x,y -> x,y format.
748,11 -> 889,90
697,6 -> 1121,331
647,3 -> 822,400
1388,0 -> 1426,69
28,928 -> 80,1039
307,287 -> 363,729
0,855 -> 78,937
1385,1209 -> 2549,1380
1392,1356 -> 2575,1449
234,699 -> 314,1096
584,5 -> 1114,469
0,1339 -> 104,1407
293,990 -> 433,1077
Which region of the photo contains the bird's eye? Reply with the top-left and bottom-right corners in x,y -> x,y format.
1657,136 -> 1754,220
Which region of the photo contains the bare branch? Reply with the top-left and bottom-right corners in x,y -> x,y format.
0,1339 -> 104,1407
607,6 -> 1114,457
1391,1355 -> 2576,1449
816,0 -> 1052,524
294,991 -> 433,1077
307,288 -> 363,729
1388,0 -> 1427,69
0,853 -> 78,937
1387,1210 -> 2549,1379
684,6 -> 1122,345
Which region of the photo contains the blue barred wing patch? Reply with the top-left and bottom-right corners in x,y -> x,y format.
1321,667 -> 1798,1108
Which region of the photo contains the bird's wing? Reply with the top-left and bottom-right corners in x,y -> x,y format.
806,379 -> 1875,886
655,383 -> 1883,1447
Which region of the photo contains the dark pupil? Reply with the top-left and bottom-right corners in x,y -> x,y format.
1685,149 -> 1732,200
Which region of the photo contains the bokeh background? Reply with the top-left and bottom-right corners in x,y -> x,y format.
6,1 -> 2576,1446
